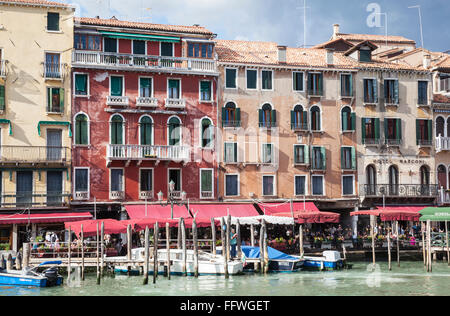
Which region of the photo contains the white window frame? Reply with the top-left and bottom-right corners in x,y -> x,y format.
109,75 -> 125,97
225,67 -> 238,90
46,12 -> 61,33
293,144 -> 307,165
261,69 -> 274,91
223,141 -> 238,164
199,116 -> 214,149
261,143 -> 274,164
167,115 -> 182,146
342,174 -> 355,196
168,168 -> 182,193
262,174 -> 276,197
139,168 -> 154,199
103,37 -> 119,53
132,39 -> 147,55
167,78 -> 182,100
199,80 -> 213,103
311,175 -> 325,196
292,71 -> 305,92
159,42 -> 175,57
224,173 -> 240,197
73,72 -> 90,98
73,111 -> 90,146
109,168 -> 125,194
294,175 -> 308,196
138,76 -> 154,98
199,168 -> 214,199
109,113 -> 126,145
138,114 -> 154,146
73,167 -> 90,199
341,146 -> 354,170
246,68 -> 258,91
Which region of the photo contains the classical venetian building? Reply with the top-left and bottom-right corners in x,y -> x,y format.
0,0 -> 90,252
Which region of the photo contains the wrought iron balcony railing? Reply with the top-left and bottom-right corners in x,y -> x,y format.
291,122 -> 309,131
0,191 -> 71,208
43,62 -> 64,80
107,145 -> 190,161
0,146 -> 70,163
361,184 -> 439,198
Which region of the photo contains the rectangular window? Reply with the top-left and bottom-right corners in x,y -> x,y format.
188,43 -> 212,58
342,175 -> 354,195
74,34 -> 101,51
168,79 -> 180,99
262,175 -> 275,196
224,142 -> 238,163
225,68 -> 237,89
385,118 -> 402,145
416,119 -> 432,146
295,176 -> 306,196
440,75 -> 450,92
200,81 -> 212,101
360,50 -> 371,62
384,79 -> 399,104
110,169 -> 124,192
75,168 -> 89,193
261,143 -> 273,164
261,70 -> 273,90
74,74 -> 88,96
160,42 -> 173,57
308,73 -> 323,95
140,169 -> 153,192
363,79 -> 378,103
418,81 -> 428,105
312,176 -> 324,196
45,53 -> 61,78
110,76 -> 123,96
341,74 -> 353,97
168,169 -> 181,192
188,43 -> 194,57
361,118 -> 380,144
47,12 -> 59,31
246,69 -> 257,90
200,169 -> 213,196
47,87 -> 64,113
0,85 -> 5,110
139,77 -> 153,98
104,38 -> 117,53
225,174 -> 239,196
133,40 -> 146,55
341,147 -> 356,170
293,72 -> 304,91
311,147 -> 326,170
294,145 -> 307,164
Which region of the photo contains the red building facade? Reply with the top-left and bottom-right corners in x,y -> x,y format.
71,17 -> 218,215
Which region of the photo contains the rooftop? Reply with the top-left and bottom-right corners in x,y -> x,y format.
0,0 -> 73,9
335,33 -> 416,45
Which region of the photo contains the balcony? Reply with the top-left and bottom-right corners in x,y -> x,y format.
384,97 -> 398,107
73,191 -> 89,201
436,136 -> 450,152
0,146 -> 70,164
43,62 -> 64,80
201,191 -> 214,199
0,60 -> 7,78
417,139 -> 432,147
136,97 -> 158,108
165,98 -> 186,109
0,191 -> 71,208
139,191 -> 154,200
107,96 -> 129,107
222,120 -> 241,128
259,121 -> 277,128
107,145 -> 190,162
363,96 -> 378,106
385,139 -> 402,146
291,122 -> 309,132
110,191 -> 125,200
362,138 -> 381,146
72,51 -> 218,74
361,184 -> 439,198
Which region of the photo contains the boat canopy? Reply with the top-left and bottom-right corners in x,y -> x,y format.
241,246 -> 299,261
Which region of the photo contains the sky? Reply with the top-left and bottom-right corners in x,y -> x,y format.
63,0 -> 449,53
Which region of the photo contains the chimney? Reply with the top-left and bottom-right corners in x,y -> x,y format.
326,48 -> 334,65
333,24 -> 340,39
277,45 -> 287,63
423,54 -> 431,69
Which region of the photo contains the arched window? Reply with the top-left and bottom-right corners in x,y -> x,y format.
438,165 -> 447,190
110,114 -> 124,145
420,165 -> 430,185
259,103 -> 275,128
139,116 -> 153,146
436,117 -> 445,137
341,106 -> 353,131
201,118 -> 213,148
168,116 -> 181,146
292,105 -> 307,130
310,106 -> 321,131
223,102 -> 240,127
366,165 -> 377,195
447,117 -> 450,137
75,113 -> 89,145
388,165 -> 399,196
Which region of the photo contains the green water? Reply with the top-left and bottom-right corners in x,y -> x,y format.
1,261 -> 450,296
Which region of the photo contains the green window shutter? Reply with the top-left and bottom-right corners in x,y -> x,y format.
200,81 -> 210,92
384,119 -> 388,142
361,118 -> 366,143
340,147 -> 345,169
321,147 -> 326,170
271,110 -> 277,126
427,120 -> 432,141
311,147 -> 316,167
396,119 -> 402,140
221,107 -> 227,126
59,88 -> 64,113
319,74 -> 323,95
258,109 -> 263,126
0,85 -> 5,109
141,121 -> 152,145
350,112 -> 356,131
140,78 -> 150,89
168,79 -> 179,89
416,120 -> 420,145
201,170 -> 212,192
75,74 -> 87,95
111,77 -> 123,96
47,12 -> 59,31
236,108 -> 241,126
374,118 -> 380,141
342,111 -> 348,131
394,80 -> 399,104
234,143 -> 238,162
47,87 -> 51,110
304,145 -> 309,164
291,110 -> 295,129
226,69 -> 236,88
303,111 -> 308,128
351,146 -> 356,170
349,74 -> 353,96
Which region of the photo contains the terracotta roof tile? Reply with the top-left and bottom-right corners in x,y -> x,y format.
336,33 -> 416,45
0,0 -> 72,8
75,17 -> 214,36
434,94 -> 450,104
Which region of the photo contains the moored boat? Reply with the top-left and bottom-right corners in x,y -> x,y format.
303,251 -> 345,271
240,246 -> 304,272
0,261 -> 63,287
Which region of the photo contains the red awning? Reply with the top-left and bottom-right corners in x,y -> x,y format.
350,210 -> 381,217
188,204 -> 259,219
65,219 -> 128,237
127,217 -> 219,232
0,212 -> 92,225
275,210 -> 340,224
125,204 -> 191,220
262,202 -> 319,215
377,206 -> 425,222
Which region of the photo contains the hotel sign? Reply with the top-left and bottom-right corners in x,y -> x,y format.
372,159 -> 427,165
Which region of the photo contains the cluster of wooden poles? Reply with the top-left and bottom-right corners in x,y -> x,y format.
423,220 -> 450,273
62,216 -> 279,285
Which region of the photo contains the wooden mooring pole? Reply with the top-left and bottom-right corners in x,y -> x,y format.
259,221 -> 265,274
100,222 -> 105,277
387,223 -> 392,271
177,218 -> 182,249
396,221 -> 400,268
193,218 -> 199,278
263,220 -> 269,274
181,218 -> 187,276
226,215 -> 231,262
96,222 -> 100,285
153,222 -> 159,284
422,222 -> 426,268
15,251 -> 21,271
427,220 -> 432,273
143,226 -> 149,285
236,219 -> 242,260
23,243 -> 30,269
166,222 -> 171,279
6,254 -> 12,271
446,221 -> 450,266
299,224 -> 304,258
370,215 -> 376,266
68,227 -> 72,283
211,218 -> 216,256
127,224 -> 132,276
81,224 -> 85,280
250,224 -> 255,247
221,218 -> 229,279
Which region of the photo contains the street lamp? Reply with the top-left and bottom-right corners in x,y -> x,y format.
157,181 -> 188,219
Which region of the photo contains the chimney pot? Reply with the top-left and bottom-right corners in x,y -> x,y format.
333,24 -> 340,39
423,54 -> 431,69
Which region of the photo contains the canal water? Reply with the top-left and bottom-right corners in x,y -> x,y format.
1,261 -> 449,296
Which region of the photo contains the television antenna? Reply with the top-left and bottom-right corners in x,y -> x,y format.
296,0 -> 310,48
408,5 -> 424,49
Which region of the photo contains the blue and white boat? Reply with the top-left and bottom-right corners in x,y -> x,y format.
0,261 -> 63,287
303,251 -> 345,271
241,246 -> 304,272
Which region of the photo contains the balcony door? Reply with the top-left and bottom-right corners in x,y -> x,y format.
47,171 -> 63,206
16,171 -> 33,207
388,165 -> 399,196
47,129 -> 62,161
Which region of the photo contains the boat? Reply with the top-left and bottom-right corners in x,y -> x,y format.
240,246 -> 304,272
113,248 -> 244,276
0,261 -> 63,287
303,251 -> 345,271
